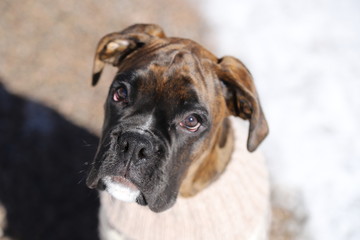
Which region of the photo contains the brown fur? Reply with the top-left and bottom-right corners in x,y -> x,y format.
91,23 -> 268,201
180,119 -> 234,197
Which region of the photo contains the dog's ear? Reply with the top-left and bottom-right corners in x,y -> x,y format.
216,56 -> 268,152
92,24 -> 166,86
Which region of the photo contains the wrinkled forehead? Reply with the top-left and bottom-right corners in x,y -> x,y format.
115,66 -> 203,112
117,39 -> 218,103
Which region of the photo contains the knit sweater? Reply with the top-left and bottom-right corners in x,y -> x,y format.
99,119 -> 270,240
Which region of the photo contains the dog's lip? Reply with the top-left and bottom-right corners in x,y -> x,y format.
110,176 -> 139,191
109,176 -> 148,206
136,192 -> 147,206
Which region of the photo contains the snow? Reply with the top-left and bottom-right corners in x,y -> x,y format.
200,0 -> 360,239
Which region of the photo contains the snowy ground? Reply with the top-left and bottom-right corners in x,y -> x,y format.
201,0 -> 360,239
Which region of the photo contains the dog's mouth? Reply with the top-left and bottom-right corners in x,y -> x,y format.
111,176 -> 138,190
100,176 -> 146,204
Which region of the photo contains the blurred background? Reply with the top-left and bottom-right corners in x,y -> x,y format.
0,0 -> 359,239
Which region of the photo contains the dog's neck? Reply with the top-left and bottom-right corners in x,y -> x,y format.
179,118 -> 234,197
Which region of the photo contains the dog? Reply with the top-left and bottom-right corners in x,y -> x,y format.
86,23 -> 269,238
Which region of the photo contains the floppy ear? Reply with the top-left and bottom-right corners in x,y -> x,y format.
217,56 -> 269,152
92,24 -> 166,86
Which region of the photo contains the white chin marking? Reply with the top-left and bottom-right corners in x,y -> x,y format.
103,176 -> 140,202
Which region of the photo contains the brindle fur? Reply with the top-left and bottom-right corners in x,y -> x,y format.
86,24 -> 268,212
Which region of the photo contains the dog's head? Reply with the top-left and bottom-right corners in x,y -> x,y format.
86,24 -> 268,212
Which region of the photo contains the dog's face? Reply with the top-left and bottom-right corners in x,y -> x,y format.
86,24 -> 268,212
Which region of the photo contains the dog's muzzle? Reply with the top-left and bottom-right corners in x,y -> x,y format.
87,130 -> 166,205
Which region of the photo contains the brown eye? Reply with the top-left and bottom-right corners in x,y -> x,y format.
113,87 -> 128,102
180,114 -> 201,132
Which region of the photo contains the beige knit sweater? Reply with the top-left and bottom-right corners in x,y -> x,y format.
99,119 -> 270,240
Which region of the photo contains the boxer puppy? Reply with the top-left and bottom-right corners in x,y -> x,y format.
86,24 -> 268,213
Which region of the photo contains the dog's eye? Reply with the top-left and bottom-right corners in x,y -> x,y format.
113,87 -> 128,102
180,114 -> 201,132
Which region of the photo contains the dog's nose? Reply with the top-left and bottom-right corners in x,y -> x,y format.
120,139 -> 150,161
119,132 -> 160,164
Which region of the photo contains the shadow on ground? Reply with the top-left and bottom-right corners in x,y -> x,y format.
0,80 -> 100,240
0,1 -> 206,238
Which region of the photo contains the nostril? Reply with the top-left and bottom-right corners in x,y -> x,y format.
120,140 -> 129,152
138,148 -> 147,160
